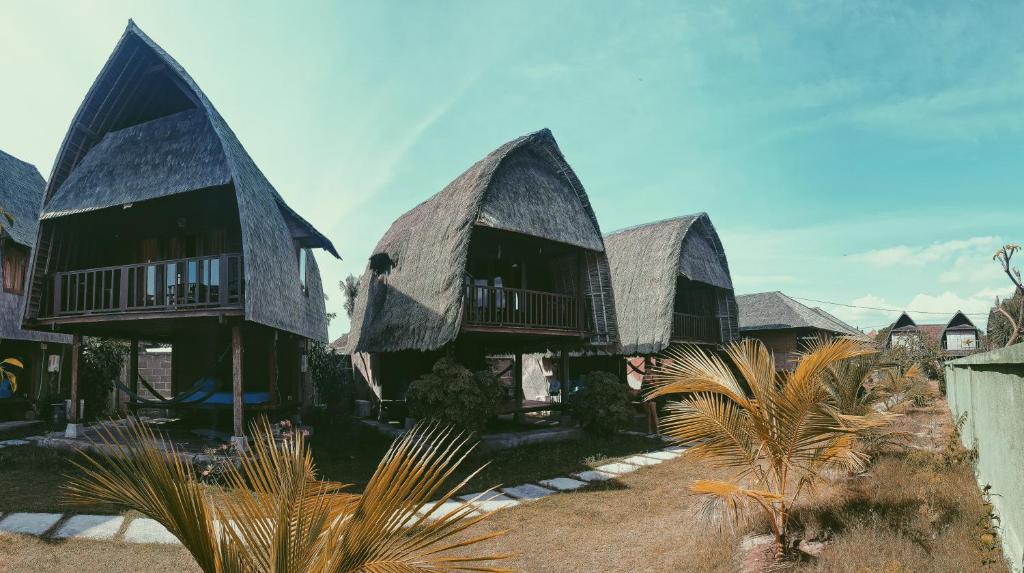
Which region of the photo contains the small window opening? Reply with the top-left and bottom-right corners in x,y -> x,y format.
298,249 -> 308,294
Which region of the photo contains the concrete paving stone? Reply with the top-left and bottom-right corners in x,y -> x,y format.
642,450 -> 679,460
417,500 -> 479,520
55,515 -> 124,540
622,455 -> 662,467
538,477 -> 587,491
574,470 -> 617,482
662,446 -> 688,454
501,483 -> 555,500
0,439 -> 29,446
0,513 -> 63,536
24,436 -> 45,442
458,491 -> 519,512
595,462 -> 640,475
123,518 -> 180,544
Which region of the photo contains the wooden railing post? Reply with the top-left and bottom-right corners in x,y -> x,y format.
52,273 -> 62,315
219,254 -> 229,306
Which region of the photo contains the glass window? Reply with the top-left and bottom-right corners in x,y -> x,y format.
299,249 -> 308,293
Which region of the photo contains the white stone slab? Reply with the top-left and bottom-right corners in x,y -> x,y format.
458,491 -> 518,512
622,455 -> 662,466
417,500 -> 479,520
123,518 -> 180,544
574,470 -> 617,482
0,513 -> 63,535
24,436 -> 45,442
457,490 -> 510,503
0,439 -> 29,447
595,462 -> 640,475
55,515 -> 124,540
501,483 -> 554,500
538,477 -> 587,491
662,446 -> 688,454
642,450 -> 679,460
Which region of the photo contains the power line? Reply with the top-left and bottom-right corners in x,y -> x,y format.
789,295 -> 992,317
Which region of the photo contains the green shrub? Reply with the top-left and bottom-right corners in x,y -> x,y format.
569,371 -> 633,435
405,357 -> 503,433
80,338 -> 127,420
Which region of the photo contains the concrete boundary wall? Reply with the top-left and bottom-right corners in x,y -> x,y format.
946,344 -> 1024,572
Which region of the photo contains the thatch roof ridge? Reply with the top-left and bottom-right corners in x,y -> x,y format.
0,150 -> 72,344
347,129 -> 617,354
31,20 -> 336,341
737,291 -> 862,337
604,213 -> 738,355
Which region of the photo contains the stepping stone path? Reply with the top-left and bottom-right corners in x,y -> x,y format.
55,515 -> 124,540
0,513 -> 62,535
538,477 -> 588,491
123,518 -> 179,544
0,441 -> 687,545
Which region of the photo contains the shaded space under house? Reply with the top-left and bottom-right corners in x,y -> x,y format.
21,21 -> 339,447
0,150 -> 72,420
886,311 -> 984,357
346,129 -> 618,422
737,291 -> 867,370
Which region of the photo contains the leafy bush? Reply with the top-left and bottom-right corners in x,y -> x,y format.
405,357 -> 503,433
876,330 -> 946,389
80,338 -> 127,420
569,371 -> 633,435
308,342 -> 355,447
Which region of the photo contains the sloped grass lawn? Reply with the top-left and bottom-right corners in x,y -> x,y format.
0,427 -> 660,514
312,426 -> 662,494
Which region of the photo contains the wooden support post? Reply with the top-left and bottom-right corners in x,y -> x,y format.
268,331 -> 279,403
513,349 -> 524,423
65,334 -> 82,438
559,346 -> 571,424
231,324 -> 246,450
128,339 -> 139,395
301,338 -> 313,416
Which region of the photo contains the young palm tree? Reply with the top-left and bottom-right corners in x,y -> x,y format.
823,358 -> 923,416
64,419 -> 510,572
647,337 -> 882,555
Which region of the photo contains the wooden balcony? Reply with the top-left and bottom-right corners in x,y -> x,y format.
46,253 -> 244,318
671,312 -> 720,344
462,284 -> 585,335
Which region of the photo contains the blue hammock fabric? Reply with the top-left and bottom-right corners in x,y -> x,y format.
0,379 -> 13,399
181,391 -> 271,406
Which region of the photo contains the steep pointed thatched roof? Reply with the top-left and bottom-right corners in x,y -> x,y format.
737,291 -> 866,338
347,129 -> 617,353
27,21 -> 338,341
604,214 -> 738,355
944,310 -> 979,333
0,150 -> 71,344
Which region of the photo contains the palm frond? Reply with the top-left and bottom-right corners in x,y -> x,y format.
64,419 -> 510,573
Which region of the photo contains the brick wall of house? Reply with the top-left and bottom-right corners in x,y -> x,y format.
114,346 -> 173,410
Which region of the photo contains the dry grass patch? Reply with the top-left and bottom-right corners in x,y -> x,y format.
0,534 -> 199,573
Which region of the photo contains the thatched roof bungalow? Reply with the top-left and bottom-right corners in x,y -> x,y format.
0,150 -> 72,417
347,129 -> 617,414
22,22 -> 338,442
737,291 -> 866,369
604,214 -> 738,356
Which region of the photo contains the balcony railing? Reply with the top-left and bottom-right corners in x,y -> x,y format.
463,284 -> 582,332
48,253 -> 244,317
671,312 -> 720,344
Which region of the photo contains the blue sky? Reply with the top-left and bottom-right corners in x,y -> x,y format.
2,1 -> 1021,339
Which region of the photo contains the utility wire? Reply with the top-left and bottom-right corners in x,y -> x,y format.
789,295 -> 992,317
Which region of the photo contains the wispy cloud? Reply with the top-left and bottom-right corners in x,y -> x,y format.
847,236 -> 1000,267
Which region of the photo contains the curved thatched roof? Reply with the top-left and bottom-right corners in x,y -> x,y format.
737,291 -> 866,339
28,21 -> 338,341
348,129 -> 617,353
605,214 -> 738,355
0,150 -> 71,344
